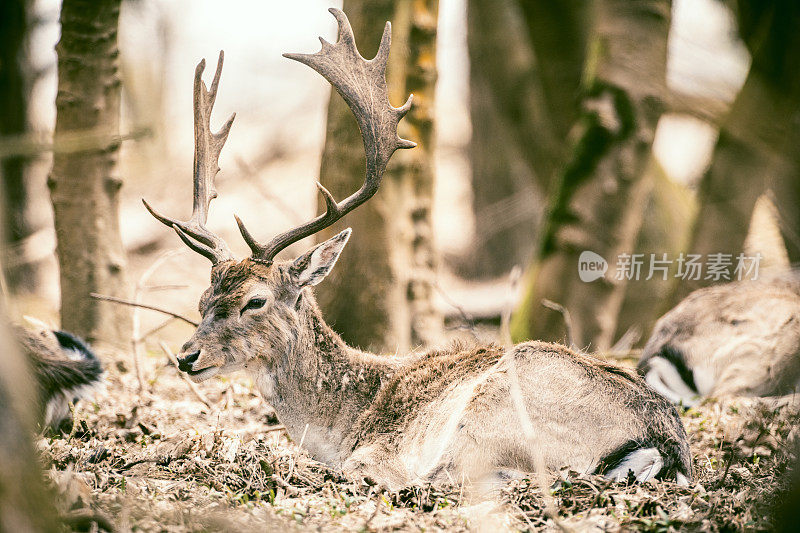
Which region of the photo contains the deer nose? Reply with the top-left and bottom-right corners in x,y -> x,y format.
177,350 -> 200,372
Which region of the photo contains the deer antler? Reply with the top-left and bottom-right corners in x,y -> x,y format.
236,8 -> 416,262
143,51 -> 236,265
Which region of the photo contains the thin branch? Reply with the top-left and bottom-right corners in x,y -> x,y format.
541,299 -> 576,349
235,155 -> 305,225
606,325 -> 642,358
364,490 -> 384,530
90,293 -> 198,327
600,349 -> 644,361
500,266 -> 522,348
500,268 -> 571,531
135,317 -> 177,343
132,249 -> 186,392
141,284 -> 188,292
286,423 -> 309,484
159,341 -> 214,409
666,89 -> 729,125
271,474 -> 299,495
0,251 -> 12,316
505,351 -> 573,533
433,281 -> 478,339
0,127 -> 151,158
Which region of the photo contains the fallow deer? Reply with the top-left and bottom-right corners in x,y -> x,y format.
0,318 -> 60,531
13,323 -> 103,432
144,9 -> 692,489
639,272 -> 800,407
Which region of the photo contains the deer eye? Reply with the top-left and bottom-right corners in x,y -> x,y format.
241,297 -> 267,315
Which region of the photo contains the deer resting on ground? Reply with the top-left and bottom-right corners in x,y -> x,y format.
639,272 -> 800,407
13,323 -> 103,432
144,9 -> 692,489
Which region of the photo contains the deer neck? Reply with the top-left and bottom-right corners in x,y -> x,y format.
251,290 -> 404,465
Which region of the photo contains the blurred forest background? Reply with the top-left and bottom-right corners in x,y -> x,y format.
0,0 -> 798,357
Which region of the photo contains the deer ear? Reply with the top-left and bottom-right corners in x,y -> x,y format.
289,228 -> 351,288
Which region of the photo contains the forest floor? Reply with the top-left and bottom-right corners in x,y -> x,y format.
40,348 -> 798,532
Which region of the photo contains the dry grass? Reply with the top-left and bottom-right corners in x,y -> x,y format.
39,348 -> 798,532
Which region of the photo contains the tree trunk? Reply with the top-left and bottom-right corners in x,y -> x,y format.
455,0 -> 586,279
519,0 -> 588,144
0,0 -> 39,292
615,164 -> 695,343
49,0 -> 131,347
511,0 -> 671,350
669,0 -> 800,304
459,0 -> 547,279
315,0 -> 442,353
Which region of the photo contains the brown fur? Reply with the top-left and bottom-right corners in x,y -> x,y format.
173,237 -> 692,490
639,272 -> 800,404
13,325 -> 103,431
0,320 -> 60,531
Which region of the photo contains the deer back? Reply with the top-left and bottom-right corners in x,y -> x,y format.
13,325 -> 103,430
639,272 -> 800,403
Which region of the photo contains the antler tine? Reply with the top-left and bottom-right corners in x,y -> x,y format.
236,8 -> 416,262
143,51 -> 236,265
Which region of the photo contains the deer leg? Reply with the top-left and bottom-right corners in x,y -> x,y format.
342,442 -> 408,490
605,447 -> 664,482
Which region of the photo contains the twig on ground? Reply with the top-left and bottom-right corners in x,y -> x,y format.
513,502 -> 538,531
159,341 -> 214,409
364,490 -> 384,531
541,299 -> 577,349
90,293 -> 198,327
286,423 -> 309,484
117,458 -> 158,471
272,473 -> 300,495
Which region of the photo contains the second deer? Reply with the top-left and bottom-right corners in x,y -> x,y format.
145,9 -> 692,489
639,271 -> 800,406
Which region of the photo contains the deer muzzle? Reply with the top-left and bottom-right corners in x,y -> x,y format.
177,350 -> 201,373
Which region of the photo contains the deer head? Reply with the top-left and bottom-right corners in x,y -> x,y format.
144,9 -> 414,381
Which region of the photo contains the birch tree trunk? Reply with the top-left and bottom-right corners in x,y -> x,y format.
315,0 -> 441,352
49,0 -> 131,346
670,0 -> 800,304
0,0 -> 38,291
511,0 -> 671,350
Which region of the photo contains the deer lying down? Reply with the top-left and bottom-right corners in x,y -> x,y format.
144,9 -> 691,489
639,272 -> 800,407
13,324 -> 103,431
